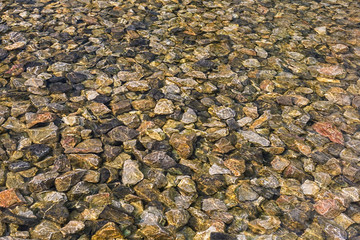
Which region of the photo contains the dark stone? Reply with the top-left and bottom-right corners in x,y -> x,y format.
112,184 -> 134,199
352,96 -> 360,109
95,119 -> 122,135
66,72 -> 87,83
28,171 -> 59,193
47,76 -> 67,83
108,126 -> 139,142
54,52 -> 80,63
226,118 -> 240,130
99,168 -> 111,183
94,95 -> 111,104
129,38 -> 149,47
197,175 -> 226,196
276,96 -> 294,106
53,154 -> 71,172
193,59 -> 217,72
35,202 -> 69,224
8,161 -> 31,172
27,144 -> 51,161
49,82 -> 72,93
0,49 -> 9,61
111,100 -> 132,115
210,232 -> 237,240
311,151 -> 330,164
0,209 -> 38,226
99,205 -> 134,225
103,145 -> 123,161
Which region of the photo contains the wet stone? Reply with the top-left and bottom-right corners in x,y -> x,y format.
142,151 -> 177,169
28,171 -> 59,193
0,189 -> 25,208
108,126 -> 139,142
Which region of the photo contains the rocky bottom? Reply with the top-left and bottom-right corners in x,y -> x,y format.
0,0 -> 360,239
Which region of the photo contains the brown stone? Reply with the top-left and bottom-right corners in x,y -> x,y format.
314,199 -> 344,219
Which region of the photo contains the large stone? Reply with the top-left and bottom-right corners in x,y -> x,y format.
154,99 -> 175,115
142,151 -> 177,169
122,160 -> 144,185
30,220 -> 62,240
29,171 -> 59,192
0,189 -> 25,208
68,154 -> 102,169
27,123 -> 58,144
169,131 -> 197,159
108,126 -> 139,142
91,222 -> 124,240
55,169 -> 86,192
239,130 -> 270,147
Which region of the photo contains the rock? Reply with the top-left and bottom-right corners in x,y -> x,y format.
314,199 -> 345,219
301,180 -> 320,196
66,72 -> 87,83
177,177 -> 197,194
98,205 -> 134,226
55,169 -> 86,192
212,106 -> 236,120
316,64 -> 346,79
108,126 -> 139,142
122,160 -> 144,185
236,183 -> 259,201
224,158 -> 245,177
0,189 -> 25,208
26,112 -> 57,128
29,171 -> 59,193
169,131 -> 196,159
64,139 -> 103,154
142,151 -> 177,169
125,80 -> 151,92
0,48 -> 8,61
26,144 -> 51,161
60,220 -> 85,236
154,99 -> 175,115
111,100 -> 132,115
35,202 -> 69,224
91,222 -> 124,240
312,122 -> 344,145
181,108 -> 198,124
68,154 -> 102,169
242,58 -> 260,68
239,130 -> 270,147
202,198 -> 227,212
165,209 -> 190,229
27,123 -> 58,144
30,220 -> 62,240
8,161 -> 31,172
248,216 -> 281,234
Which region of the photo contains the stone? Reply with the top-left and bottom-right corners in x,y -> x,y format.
35,202 -> 69,224
122,160 -> 144,185
169,131 -> 196,159
125,80 -> 151,92
0,189 -> 25,208
181,108 -> 198,124
236,183 -> 259,201
64,138 -> 103,154
154,99 -> 175,115
60,220 -> 85,236
316,64 -> 346,79
29,171 -> 59,193
108,126 -> 139,142
248,216 -> 281,234
68,154 -> 102,169
91,222 -> 124,240
224,158 -> 245,177
30,220 -> 62,240
242,58 -> 260,68
239,130 -> 270,147
314,199 -> 344,219
26,112 -> 57,128
313,122 -> 344,145
142,151 -> 177,169
165,209 -> 190,229
301,180 -> 320,196
27,123 -> 58,144
212,106 -> 236,120
202,198 -> 227,212
55,169 -> 86,192
111,100 -> 132,115
66,72 -> 87,83
26,144 -> 51,161
98,205 -> 134,226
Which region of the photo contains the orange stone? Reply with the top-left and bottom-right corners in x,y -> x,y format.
0,188 -> 25,208
313,122 -> 344,145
